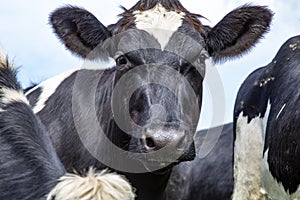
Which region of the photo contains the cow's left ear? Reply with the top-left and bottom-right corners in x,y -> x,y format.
50,6 -> 111,59
205,5 -> 273,62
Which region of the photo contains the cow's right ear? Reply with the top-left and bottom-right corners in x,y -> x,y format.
50,6 -> 111,59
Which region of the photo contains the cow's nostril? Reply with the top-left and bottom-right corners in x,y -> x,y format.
141,125 -> 190,152
145,137 -> 156,149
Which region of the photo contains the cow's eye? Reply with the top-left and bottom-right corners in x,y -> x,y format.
115,55 -> 128,66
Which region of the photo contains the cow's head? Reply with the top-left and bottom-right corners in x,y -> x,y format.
50,1 -> 272,171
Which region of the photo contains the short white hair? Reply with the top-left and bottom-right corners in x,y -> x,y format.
48,168 -> 135,200
0,43 -> 5,65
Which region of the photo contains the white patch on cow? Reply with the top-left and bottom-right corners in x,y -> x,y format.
83,57 -> 116,70
291,187 -> 300,199
0,44 -> 6,65
261,150 -> 300,200
25,69 -> 77,113
262,100 -> 271,140
47,168 -> 135,200
276,103 -> 286,120
0,48 -> 29,108
289,43 -> 300,51
232,113 -> 264,200
261,149 -> 290,200
0,87 -> 29,106
133,3 -> 185,50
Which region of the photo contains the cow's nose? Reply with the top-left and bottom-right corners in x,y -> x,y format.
140,124 -> 189,152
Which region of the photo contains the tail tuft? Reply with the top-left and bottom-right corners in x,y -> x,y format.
48,168 -> 135,200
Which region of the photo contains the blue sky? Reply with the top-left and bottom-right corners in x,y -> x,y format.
0,0 -> 299,129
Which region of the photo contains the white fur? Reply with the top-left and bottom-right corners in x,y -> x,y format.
262,100 -> 271,141
261,149 -> 290,200
25,69 -> 77,113
276,103 -> 286,120
47,168 -> 135,200
83,57 -> 116,70
0,48 -> 29,106
291,187 -> 300,199
0,87 -> 29,106
133,3 -> 185,50
0,44 -> 5,65
235,102 -> 300,200
232,113 -> 264,200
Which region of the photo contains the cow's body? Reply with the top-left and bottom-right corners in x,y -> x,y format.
233,35 -> 300,199
0,56 -> 65,200
0,53 -> 135,200
167,123 -> 233,200
26,1 -> 272,199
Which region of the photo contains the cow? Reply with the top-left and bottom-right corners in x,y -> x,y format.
233,35 -> 300,200
167,123 -> 234,200
0,52 -> 135,199
25,0 -> 273,199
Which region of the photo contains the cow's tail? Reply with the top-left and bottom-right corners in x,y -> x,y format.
48,168 -> 135,200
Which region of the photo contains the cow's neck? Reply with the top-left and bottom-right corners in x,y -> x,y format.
94,69 -> 172,199
125,170 -> 172,200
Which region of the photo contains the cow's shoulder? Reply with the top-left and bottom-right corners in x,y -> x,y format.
234,65 -> 274,125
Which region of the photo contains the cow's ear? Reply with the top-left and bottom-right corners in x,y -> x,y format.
50,6 -> 111,59
205,5 -> 273,62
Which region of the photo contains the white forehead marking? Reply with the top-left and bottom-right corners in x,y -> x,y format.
133,3 -> 185,50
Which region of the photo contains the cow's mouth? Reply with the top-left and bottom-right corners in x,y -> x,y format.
139,159 -> 179,175
129,151 -> 183,174
128,136 -> 196,173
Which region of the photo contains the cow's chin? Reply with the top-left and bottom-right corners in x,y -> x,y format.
128,137 -> 196,174
133,149 -> 194,175
139,151 -> 195,175
140,160 -> 178,175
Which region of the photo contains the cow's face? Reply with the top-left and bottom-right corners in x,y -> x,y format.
108,20 -> 206,167
50,1 -> 272,171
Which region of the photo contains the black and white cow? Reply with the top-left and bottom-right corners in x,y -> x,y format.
25,0 -> 272,199
0,52 -> 135,199
167,123 -> 234,200
233,35 -> 300,199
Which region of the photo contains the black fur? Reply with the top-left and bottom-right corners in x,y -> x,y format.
50,5 -> 111,59
27,1 -> 273,199
234,35 -> 300,194
50,2 -> 273,62
25,86 -> 42,108
23,82 -> 38,93
206,5 -> 273,62
0,60 -> 65,199
167,123 -> 233,200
